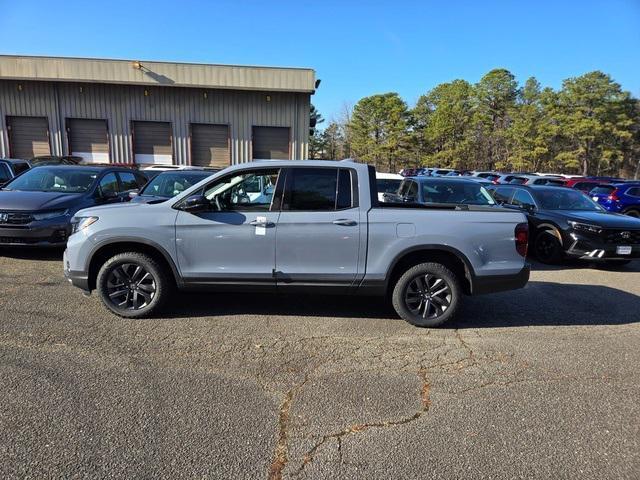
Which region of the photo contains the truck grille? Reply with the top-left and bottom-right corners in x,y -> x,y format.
602,229 -> 640,245
0,212 -> 34,225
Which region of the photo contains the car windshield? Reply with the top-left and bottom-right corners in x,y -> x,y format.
140,171 -> 213,198
3,167 -> 98,193
535,189 -> 601,211
377,178 -> 402,194
421,181 -> 495,205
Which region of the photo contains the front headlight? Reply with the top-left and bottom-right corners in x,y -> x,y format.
71,216 -> 99,234
568,221 -> 602,234
32,209 -> 68,221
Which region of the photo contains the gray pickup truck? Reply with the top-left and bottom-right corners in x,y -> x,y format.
64,160 -> 530,327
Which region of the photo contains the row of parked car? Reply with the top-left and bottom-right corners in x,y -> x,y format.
376,172 -> 640,266
389,168 -> 640,217
0,156 -> 220,247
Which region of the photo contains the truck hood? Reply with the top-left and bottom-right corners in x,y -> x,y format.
75,201 -> 157,218
0,190 -> 84,211
552,210 -> 640,229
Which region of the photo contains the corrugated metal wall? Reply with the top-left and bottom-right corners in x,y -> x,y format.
0,80 -> 310,163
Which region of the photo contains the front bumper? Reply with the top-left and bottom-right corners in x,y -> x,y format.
0,222 -> 70,247
565,232 -> 639,261
472,264 -> 530,295
63,249 -> 90,292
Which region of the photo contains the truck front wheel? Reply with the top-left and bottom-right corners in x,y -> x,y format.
392,262 -> 461,327
96,252 -> 171,318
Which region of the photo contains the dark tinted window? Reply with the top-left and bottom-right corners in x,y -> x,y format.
590,185 -> 615,195
12,163 -> 30,175
285,168 -> 338,211
98,173 -> 119,196
336,169 -> 353,209
626,187 -> 640,197
512,189 -> 536,208
509,177 -> 528,184
493,187 -> 514,204
398,180 -> 411,197
0,163 -> 11,183
573,182 -> 597,192
406,181 -> 419,200
118,172 -> 141,191
376,178 -> 402,194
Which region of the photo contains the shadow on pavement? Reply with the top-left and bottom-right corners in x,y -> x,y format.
450,281 -> 640,328
0,247 -> 64,261
162,280 -> 640,327
529,258 -> 640,273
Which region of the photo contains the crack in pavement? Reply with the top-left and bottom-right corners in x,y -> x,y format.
292,367 -> 431,477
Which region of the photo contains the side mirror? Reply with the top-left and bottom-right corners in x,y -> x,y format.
128,190 -> 139,199
524,204 -> 536,213
181,194 -> 210,213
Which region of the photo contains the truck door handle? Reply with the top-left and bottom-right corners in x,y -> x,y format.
332,219 -> 357,226
249,220 -> 275,227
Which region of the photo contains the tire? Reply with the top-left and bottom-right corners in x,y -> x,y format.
534,231 -> 564,264
96,252 -> 172,318
392,262 -> 461,327
624,209 -> 640,218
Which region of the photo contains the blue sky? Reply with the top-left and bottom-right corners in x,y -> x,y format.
1,0 -> 639,123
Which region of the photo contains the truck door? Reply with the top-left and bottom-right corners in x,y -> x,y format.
275,167 -> 362,289
175,167 -> 281,288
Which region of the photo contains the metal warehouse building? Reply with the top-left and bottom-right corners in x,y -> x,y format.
0,55 -> 316,166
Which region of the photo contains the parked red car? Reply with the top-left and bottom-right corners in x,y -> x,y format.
563,178 -> 609,193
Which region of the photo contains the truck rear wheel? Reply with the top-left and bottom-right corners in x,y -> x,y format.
392,262 -> 461,327
96,252 -> 171,318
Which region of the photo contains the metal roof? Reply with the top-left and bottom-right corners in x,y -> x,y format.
0,55 -> 316,93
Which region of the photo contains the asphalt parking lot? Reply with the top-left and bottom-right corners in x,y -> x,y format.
0,250 -> 638,479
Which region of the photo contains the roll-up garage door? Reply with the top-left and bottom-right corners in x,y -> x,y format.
252,126 -> 290,160
67,119 -> 109,163
6,116 -> 51,159
191,124 -> 230,168
132,121 -> 173,165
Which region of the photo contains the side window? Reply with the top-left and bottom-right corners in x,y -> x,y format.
406,181 -> 418,201
512,189 -> 536,209
493,187 -> 514,205
118,172 -> 141,191
626,187 -> 640,198
98,173 -> 119,196
0,164 -> 12,183
336,169 -> 353,209
284,168 -> 339,211
204,168 -> 280,212
398,180 -> 410,197
13,163 -> 30,175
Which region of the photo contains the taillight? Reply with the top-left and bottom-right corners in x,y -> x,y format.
607,189 -> 619,201
515,223 -> 529,257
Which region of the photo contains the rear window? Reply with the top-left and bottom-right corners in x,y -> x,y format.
590,185 -> 615,195
376,178 -> 402,194
421,181 -> 495,205
0,163 -> 12,183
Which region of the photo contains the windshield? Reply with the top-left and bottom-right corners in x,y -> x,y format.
377,178 -> 402,194
421,181 -> 495,205
535,189 -> 602,211
4,167 -> 98,193
141,171 -> 212,198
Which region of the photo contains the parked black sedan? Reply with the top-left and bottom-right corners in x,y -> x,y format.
486,184 -> 640,264
0,165 -> 146,247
